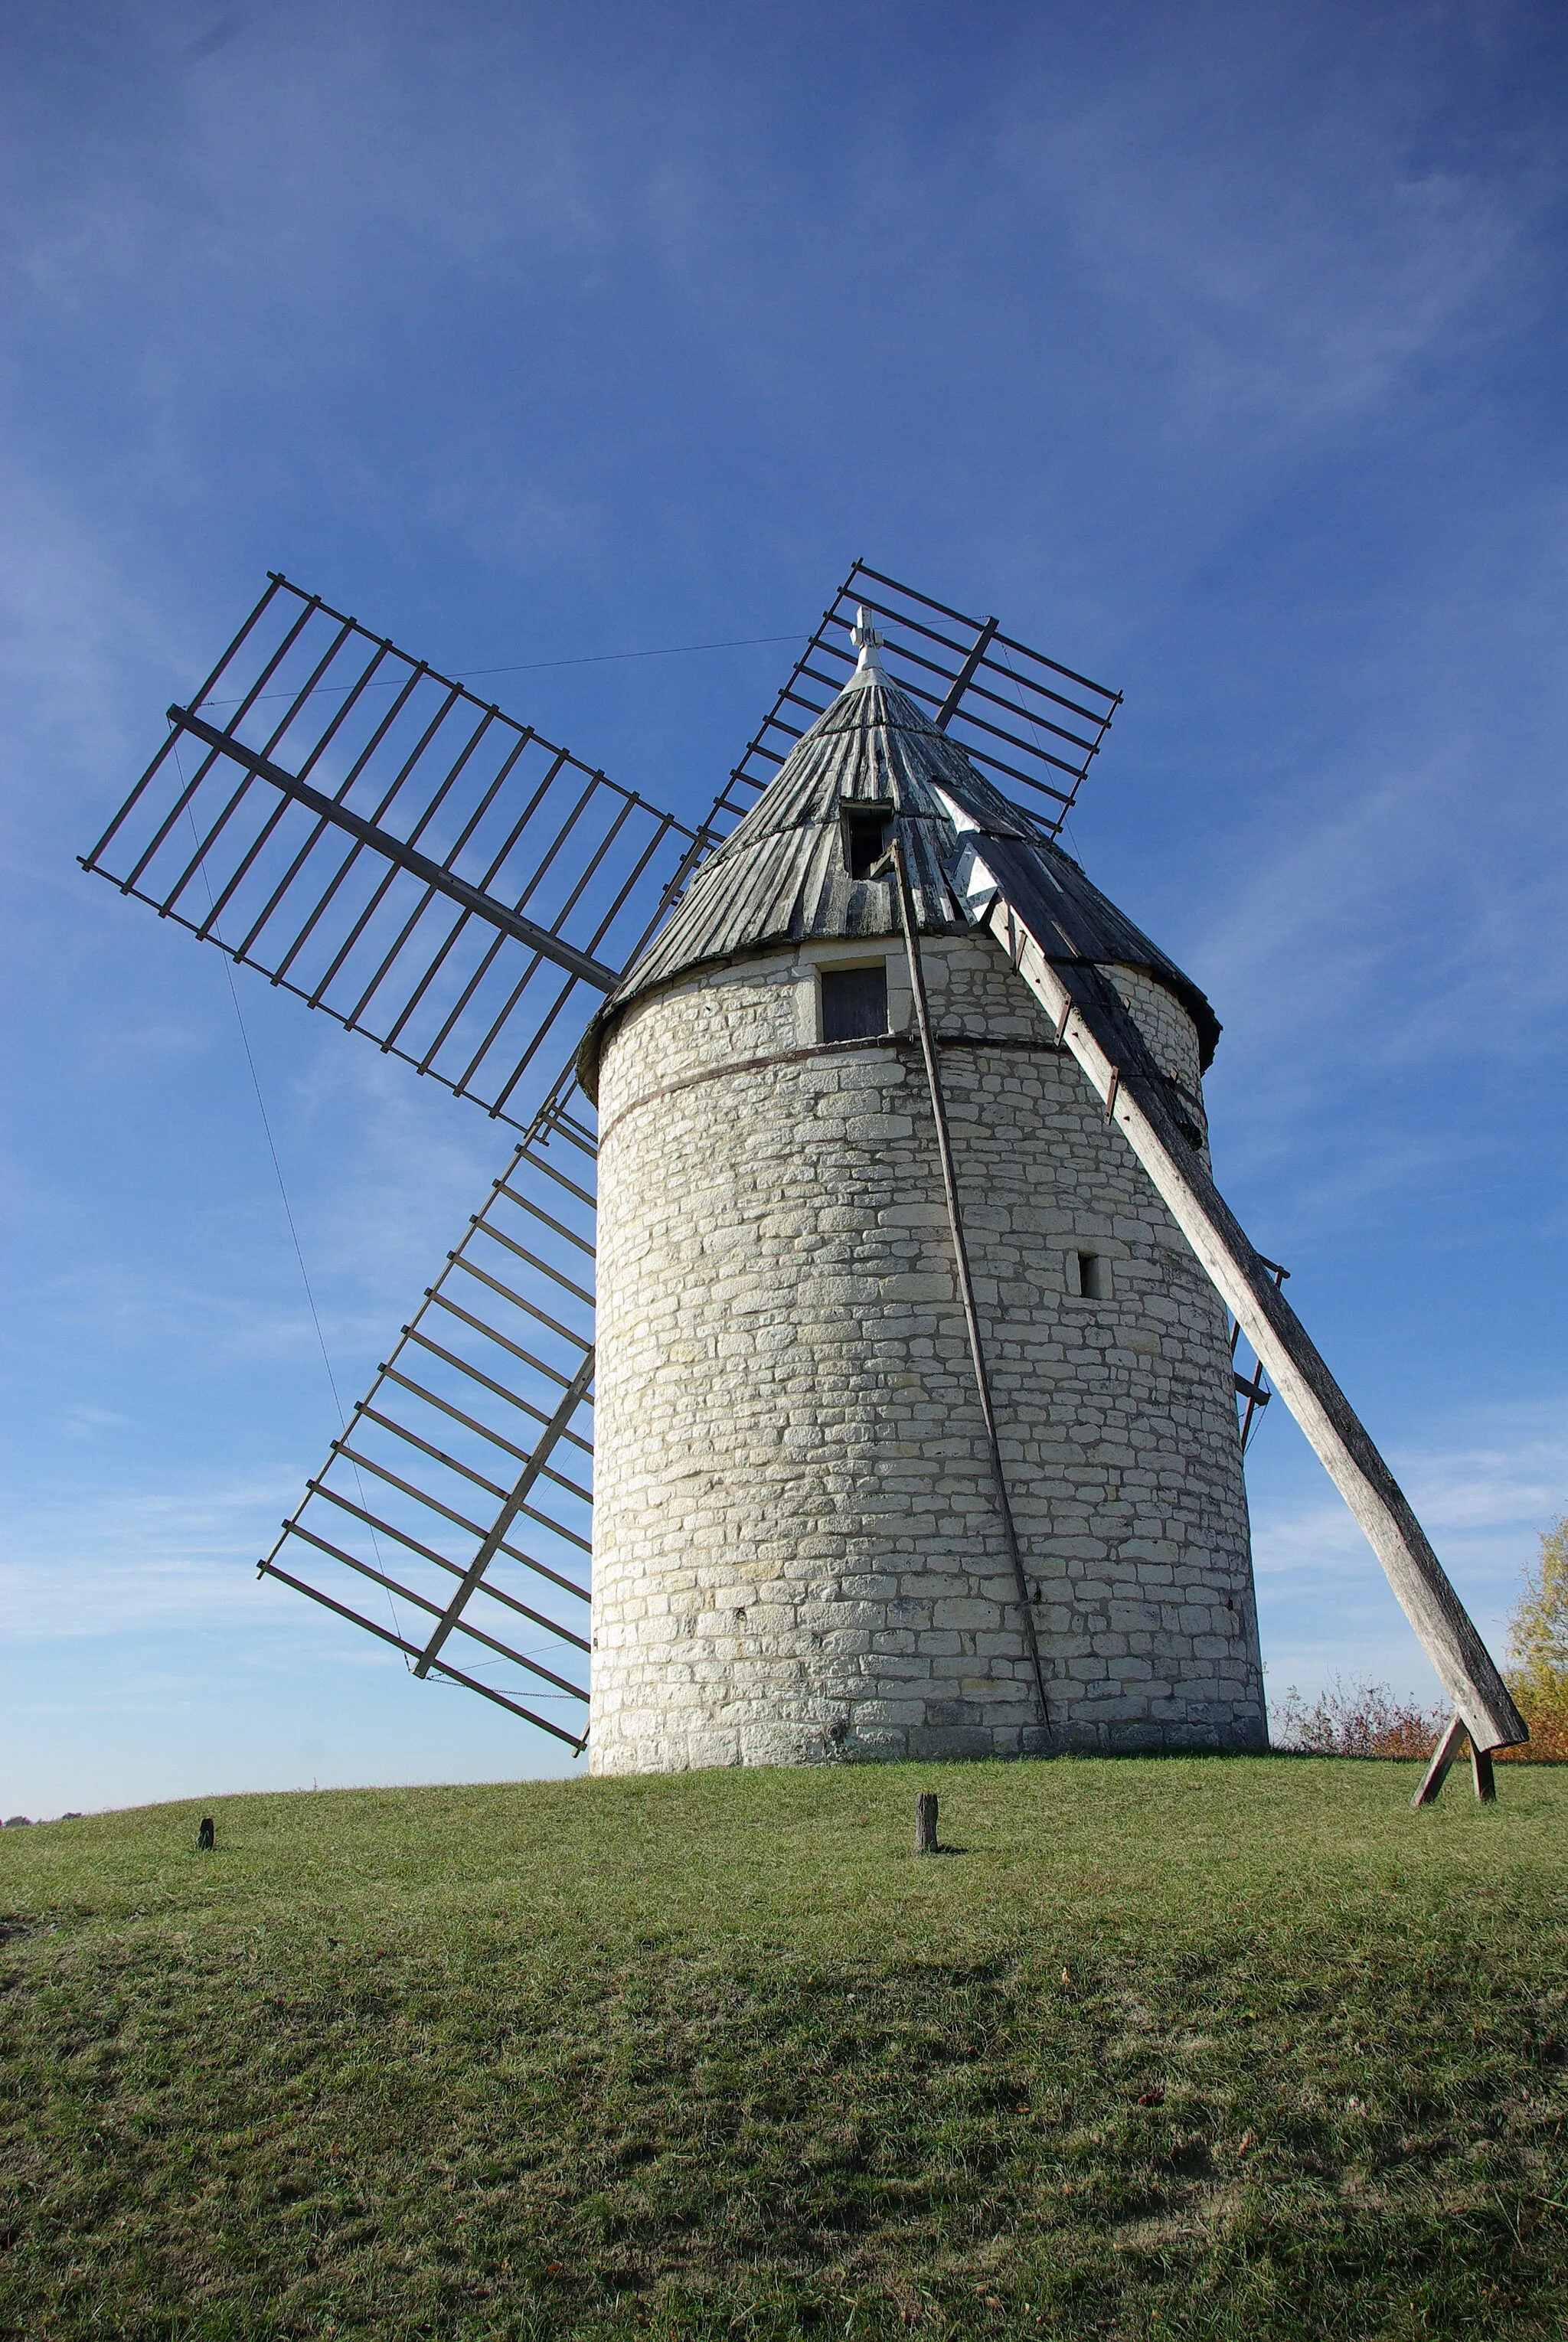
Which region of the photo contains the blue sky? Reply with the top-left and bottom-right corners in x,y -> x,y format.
4,0 -> 1565,1817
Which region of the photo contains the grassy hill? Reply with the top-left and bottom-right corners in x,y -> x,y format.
2,1757 -> 1564,2340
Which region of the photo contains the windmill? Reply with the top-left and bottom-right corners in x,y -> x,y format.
81,563 -> 1526,1802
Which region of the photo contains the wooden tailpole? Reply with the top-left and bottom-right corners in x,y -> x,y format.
955,833 -> 1527,1758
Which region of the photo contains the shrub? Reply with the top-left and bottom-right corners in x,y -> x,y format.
1496,1706 -> 1568,1761
1274,1514 -> 1568,1765
1272,1675 -> 1446,1759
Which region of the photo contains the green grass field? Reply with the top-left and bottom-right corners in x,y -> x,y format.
2,1758 -> 1563,2340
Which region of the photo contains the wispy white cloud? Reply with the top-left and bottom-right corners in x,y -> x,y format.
1,1474 -> 304,1640
1005,117 -> 1524,457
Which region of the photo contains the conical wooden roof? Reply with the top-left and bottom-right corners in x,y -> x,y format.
579,657 -> 1219,1093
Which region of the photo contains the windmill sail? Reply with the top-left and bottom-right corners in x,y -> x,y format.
260,1075 -> 599,1744
946,821 -> 1527,1754
724,560 -> 1119,838
81,565 -> 1124,1746
80,575 -> 706,1127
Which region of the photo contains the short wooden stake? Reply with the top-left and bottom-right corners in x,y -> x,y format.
1472,1743 -> 1497,1804
914,1792 -> 939,1856
197,1816 -> 215,1850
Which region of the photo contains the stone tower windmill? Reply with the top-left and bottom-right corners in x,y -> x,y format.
81,563 -> 1526,1796
580,618 -> 1259,1769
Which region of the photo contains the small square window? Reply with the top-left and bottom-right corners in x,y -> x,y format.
842,806 -> 893,881
1069,1251 -> 1112,1301
821,963 -> 888,1043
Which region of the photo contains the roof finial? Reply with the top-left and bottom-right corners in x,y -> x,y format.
850,603 -> 887,683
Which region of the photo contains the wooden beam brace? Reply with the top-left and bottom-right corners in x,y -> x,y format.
1412,1713 -> 1501,1805
956,835 -> 1527,1756
1412,1712 -> 1467,1805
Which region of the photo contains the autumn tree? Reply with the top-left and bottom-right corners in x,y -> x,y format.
1505,1511 -> 1568,1760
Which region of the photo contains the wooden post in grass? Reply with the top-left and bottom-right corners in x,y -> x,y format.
1413,1718 -> 1498,1808
914,1793 -> 939,1855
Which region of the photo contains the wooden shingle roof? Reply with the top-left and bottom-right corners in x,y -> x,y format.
579,659 -> 1219,1093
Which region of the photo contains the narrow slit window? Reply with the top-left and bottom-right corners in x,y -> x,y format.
821,963 -> 888,1043
843,807 -> 893,881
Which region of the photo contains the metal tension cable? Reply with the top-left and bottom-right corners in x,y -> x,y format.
876,829 -> 1052,1739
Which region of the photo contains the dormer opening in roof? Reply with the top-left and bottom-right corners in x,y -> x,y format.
841,800 -> 893,880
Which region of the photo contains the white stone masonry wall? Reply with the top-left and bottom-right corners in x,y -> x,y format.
587,930 -> 1266,1774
